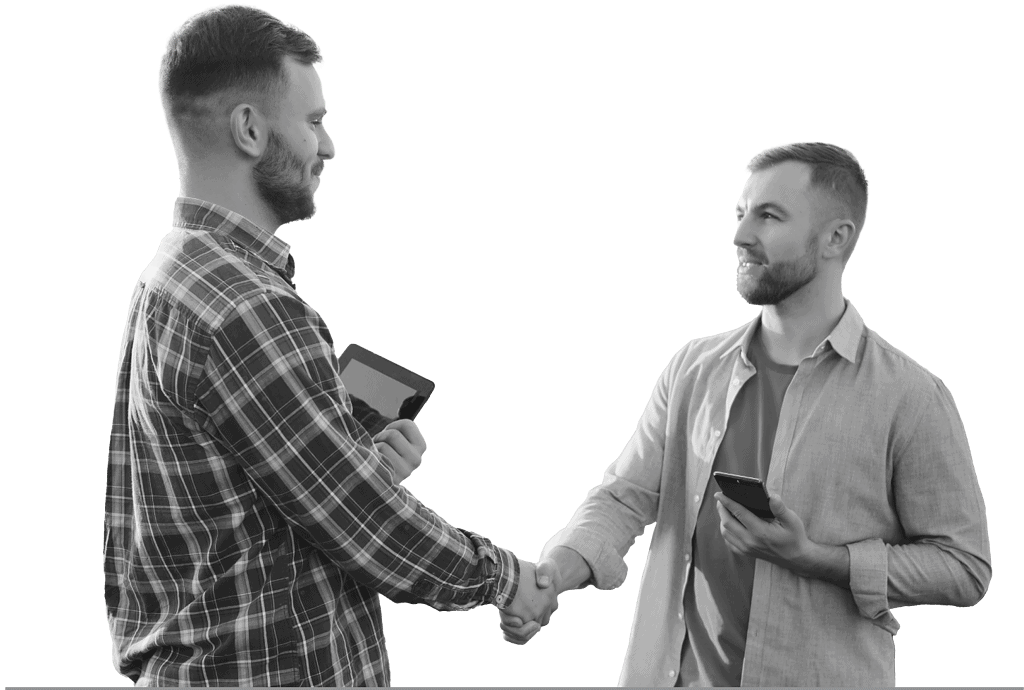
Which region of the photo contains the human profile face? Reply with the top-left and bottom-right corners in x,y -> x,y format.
253,57 -> 335,225
733,160 -> 823,306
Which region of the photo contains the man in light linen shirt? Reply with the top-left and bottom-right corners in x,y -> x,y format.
499,143 -> 991,687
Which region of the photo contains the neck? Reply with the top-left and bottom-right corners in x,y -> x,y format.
758,273 -> 845,365
178,173 -> 278,235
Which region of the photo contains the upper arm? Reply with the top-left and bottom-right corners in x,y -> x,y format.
199,291 -> 415,561
892,378 -> 986,542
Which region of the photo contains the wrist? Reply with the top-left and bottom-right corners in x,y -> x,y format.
546,546 -> 591,594
793,539 -> 824,578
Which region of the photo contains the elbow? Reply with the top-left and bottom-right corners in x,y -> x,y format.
953,556 -> 991,607
966,566 -> 991,607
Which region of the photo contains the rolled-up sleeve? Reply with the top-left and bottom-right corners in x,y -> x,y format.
849,375 -> 990,627
544,353 -> 679,590
847,538 -> 899,633
196,290 -> 519,611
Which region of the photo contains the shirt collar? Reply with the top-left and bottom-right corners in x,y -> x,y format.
722,299 -> 864,365
172,197 -> 292,275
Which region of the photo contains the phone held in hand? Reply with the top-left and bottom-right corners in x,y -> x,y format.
713,471 -> 775,521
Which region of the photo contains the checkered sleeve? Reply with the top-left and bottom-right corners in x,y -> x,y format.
195,289 -> 519,611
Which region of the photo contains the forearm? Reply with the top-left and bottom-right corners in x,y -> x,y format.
794,541 -> 851,591
546,546 -> 594,594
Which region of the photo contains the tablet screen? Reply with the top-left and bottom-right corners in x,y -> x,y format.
337,344 -> 434,436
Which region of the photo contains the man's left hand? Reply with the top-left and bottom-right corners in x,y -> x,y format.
715,491 -> 812,573
373,419 -> 426,484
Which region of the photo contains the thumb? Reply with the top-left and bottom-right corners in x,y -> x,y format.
768,493 -> 790,521
535,559 -> 557,589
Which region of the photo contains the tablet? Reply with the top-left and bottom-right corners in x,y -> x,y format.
337,344 -> 434,436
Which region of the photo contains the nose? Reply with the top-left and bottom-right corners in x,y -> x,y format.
318,127 -> 335,160
733,213 -> 757,253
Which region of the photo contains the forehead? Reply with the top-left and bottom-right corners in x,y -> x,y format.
739,160 -> 813,210
278,57 -> 325,113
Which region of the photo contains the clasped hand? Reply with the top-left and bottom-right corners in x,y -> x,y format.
497,559 -> 559,644
498,558 -> 560,645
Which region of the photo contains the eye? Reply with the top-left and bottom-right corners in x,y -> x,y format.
761,211 -> 778,220
311,119 -> 323,126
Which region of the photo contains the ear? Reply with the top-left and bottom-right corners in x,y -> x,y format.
823,218 -> 856,261
228,103 -> 268,159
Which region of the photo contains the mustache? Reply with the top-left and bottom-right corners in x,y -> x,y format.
312,160 -> 325,176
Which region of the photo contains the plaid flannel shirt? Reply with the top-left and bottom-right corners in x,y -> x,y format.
104,197 -> 519,686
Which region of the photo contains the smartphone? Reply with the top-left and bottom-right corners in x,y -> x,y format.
712,471 -> 775,520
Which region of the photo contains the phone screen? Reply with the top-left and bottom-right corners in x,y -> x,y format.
714,473 -> 775,520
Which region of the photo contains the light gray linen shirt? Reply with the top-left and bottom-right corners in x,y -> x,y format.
545,301 -> 990,687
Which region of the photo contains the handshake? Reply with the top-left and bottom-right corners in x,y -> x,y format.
373,419 -> 586,645
499,546 -> 588,645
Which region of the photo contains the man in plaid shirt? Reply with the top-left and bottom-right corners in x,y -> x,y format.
103,6 -> 555,686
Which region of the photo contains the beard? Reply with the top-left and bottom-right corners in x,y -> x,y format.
737,236 -> 818,305
253,129 -> 318,226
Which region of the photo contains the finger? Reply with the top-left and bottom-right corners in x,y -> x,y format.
720,495 -> 737,522
375,443 -> 412,482
535,559 -> 557,589
501,620 -> 541,643
521,622 -> 542,640
715,492 -> 758,530
720,526 -> 747,554
375,429 -> 412,456
716,499 -> 749,532
384,419 -> 427,453
503,633 -> 526,645
375,441 -> 403,468
370,440 -> 397,462
499,614 -> 526,627
501,625 -> 528,645
715,500 -> 741,530
500,618 -> 539,635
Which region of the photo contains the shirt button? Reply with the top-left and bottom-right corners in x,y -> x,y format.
495,594 -> 505,604
684,553 -> 691,562
714,429 -> 722,437
693,494 -> 700,503
678,612 -> 683,620
732,377 -> 740,386
668,670 -> 676,678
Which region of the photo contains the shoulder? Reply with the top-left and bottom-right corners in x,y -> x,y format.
661,321 -> 750,383
860,327 -> 948,397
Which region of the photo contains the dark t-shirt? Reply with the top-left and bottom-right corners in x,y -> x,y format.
678,328 -> 798,686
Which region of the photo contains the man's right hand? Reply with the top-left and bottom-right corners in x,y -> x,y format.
499,558 -> 560,644
500,559 -> 559,640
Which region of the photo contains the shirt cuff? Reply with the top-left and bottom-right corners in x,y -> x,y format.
543,527 -> 626,590
490,545 -> 520,611
847,538 -> 901,634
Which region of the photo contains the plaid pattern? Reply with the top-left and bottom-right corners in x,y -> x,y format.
105,198 -> 519,687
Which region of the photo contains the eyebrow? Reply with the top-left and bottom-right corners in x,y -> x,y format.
736,201 -> 789,217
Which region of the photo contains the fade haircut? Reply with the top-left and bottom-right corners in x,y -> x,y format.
160,6 -> 320,145
748,143 -> 869,262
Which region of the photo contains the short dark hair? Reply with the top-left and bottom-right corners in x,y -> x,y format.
160,6 -> 320,132
748,142 -> 868,261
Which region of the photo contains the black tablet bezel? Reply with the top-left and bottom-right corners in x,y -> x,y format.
335,341 -> 432,415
